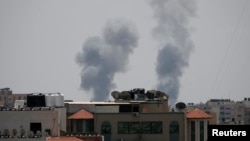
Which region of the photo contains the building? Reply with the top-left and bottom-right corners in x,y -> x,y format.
192,98 -> 250,125
0,107 -> 66,141
0,90 -> 67,141
65,88 -> 213,141
0,88 -> 27,108
186,108 -> 213,141
0,88 -> 103,141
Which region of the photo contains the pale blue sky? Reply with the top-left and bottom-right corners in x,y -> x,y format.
0,0 -> 250,106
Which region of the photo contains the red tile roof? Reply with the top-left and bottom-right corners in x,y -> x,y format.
68,109 -> 93,119
46,137 -> 83,141
186,108 -> 213,119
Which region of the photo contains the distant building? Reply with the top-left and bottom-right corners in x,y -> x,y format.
187,98 -> 250,125
0,88 -> 27,108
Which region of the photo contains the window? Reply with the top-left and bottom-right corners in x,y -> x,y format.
30,122 -> 42,136
129,122 -> 140,134
200,121 -> 204,141
170,121 -> 179,141
169,121 -> 179,134
119,105 -> 132,112
118,122 -> 128,134
118,122 -> 140,134
85,120 -> 94,132
101,121 -> 111,134
76,120 -> 83,132
132,104 -> 139,112
118,121 -> 162,134
191,121 -> 195,141
141,122 -> 162,134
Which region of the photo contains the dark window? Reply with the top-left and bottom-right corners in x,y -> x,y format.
200,121 -> 204,141
141,122 -> 162,134
132,104 -> 139,112
118,122 -> 140,134
119,105 -> 132,112
169,121 -> 179,134
129,122 -> 140,134
101,121 -> 111,134
191,121 -> 195,141
30,122 -> 42,136
85,120 -> 94,132
141,122 -> 151,134
76,120 -> 83,132
118,122 -> 128,134
170,121 -> 179,141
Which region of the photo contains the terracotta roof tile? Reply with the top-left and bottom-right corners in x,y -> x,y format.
186,108 -> 213,119
68,109 -> 93,119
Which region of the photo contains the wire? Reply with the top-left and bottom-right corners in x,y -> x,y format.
228,1 -> 250,96
208,0 -> 249,98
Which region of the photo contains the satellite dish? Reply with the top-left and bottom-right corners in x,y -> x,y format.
20,128 -> 25,137
28,131 -> 34,138
175,102 -> 186,110
12,129 -> 17,136
36,130 -> 42,137
3,129 -> 9,136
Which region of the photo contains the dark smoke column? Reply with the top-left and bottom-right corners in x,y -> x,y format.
76,19 -> 139,101
149,0 -> 197,106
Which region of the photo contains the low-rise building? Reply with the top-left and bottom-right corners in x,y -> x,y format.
65,88 -> 213,141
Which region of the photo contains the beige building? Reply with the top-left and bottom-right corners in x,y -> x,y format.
65,89 -> 213,141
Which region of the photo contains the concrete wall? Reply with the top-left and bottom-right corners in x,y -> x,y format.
140,100 -> 169,113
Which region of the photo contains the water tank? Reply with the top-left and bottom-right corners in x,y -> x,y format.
36,93 -> 46,107
27,93 -> 46,107
27,94 -> 36,107
45,94 -> 55,107
54,93 -> 64,107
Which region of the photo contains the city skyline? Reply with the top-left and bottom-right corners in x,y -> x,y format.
1,0 -> 250,106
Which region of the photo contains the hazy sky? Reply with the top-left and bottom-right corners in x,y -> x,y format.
1,0 -> 250,106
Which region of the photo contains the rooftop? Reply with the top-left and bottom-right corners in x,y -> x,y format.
186,108 -> 213,119
68,109 -> 93,119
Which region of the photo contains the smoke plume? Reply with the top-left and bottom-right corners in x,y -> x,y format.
149,0 -> 197,106
76,19 -> 138,101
